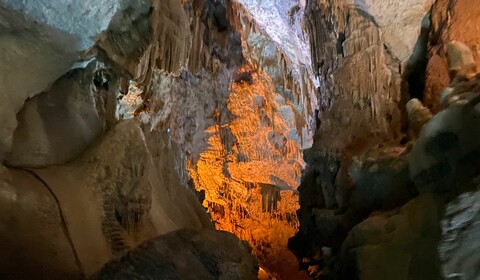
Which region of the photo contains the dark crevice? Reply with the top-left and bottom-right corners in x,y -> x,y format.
336,32 -> 346,57
405,12 -> 432,100
21,168 -> 86,279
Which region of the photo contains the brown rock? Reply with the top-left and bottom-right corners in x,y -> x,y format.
447,41 -> 477,78
406,98 -> 433,137
425,0 -> 480,111
342,194 -> 442,280
424,53 -> 451,112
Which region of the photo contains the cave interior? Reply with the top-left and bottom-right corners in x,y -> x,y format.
0,0 -> 479,280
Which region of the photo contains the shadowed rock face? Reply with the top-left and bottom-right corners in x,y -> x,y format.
0,0 -> 149,160
91,229 -> 258,280
5,58 -> 118,167
290,0 -> 420,275
290,0 -> 480,279
0,0 -> 260,278
0,120 -> 213,278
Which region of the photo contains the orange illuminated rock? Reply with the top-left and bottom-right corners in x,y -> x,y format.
189,65 -> 309,279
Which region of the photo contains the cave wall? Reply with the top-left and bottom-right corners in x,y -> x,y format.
291,0 -> 480,279
0,0 -> 139,157
2,0 -> 478,279
150,1 -> 321,279
0,0 -> 320,279
424,0 -> 480,112
0,0 -> 257,278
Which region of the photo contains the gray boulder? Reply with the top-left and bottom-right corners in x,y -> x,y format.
91,229 -> 258,280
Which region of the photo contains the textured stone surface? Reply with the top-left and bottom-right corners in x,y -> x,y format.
290,145 -> 417,277
0,0 -> 146,160
342,194 -> 442,280
0,1 -> 267,278
425,0 -> 480,111
5,59 -> 118,167
0,169 -> 81,280
184,64 -> 309,279
5,1 -> 480,280
0,0 -> 199,162
349,146 -> 416,212
439,185 -> 480,280
385,76 -> 480,280
293,51 -> 480,279
42,120 -> 211,271
289,0 -> 480,279
347,0 -> 434,65
0,6 -> 77,159
1,121 -> 212,278
337,176 -> 480,280
230,0 -> 318,149
0,1 -> 312,278
447,41 -> 477,77
406,98 -> 433,137
140,2 -> 316,278
291,2 -> 414,272
409,78 -> 480,192
235,0 -> 314,82
91,228 -> 258,280
1,0 -> 127,49
0,0 -> 318,279
305,0 -> 404,155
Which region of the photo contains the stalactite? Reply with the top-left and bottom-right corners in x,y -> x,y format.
260,184 -> 281,213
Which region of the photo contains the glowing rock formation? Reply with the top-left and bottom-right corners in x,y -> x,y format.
189,64 -> 309,279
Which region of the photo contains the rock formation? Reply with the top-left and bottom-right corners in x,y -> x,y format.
1,0 -> 479,279
0,0 -> 261,278
0,0 -> 317,278
91,228 -> 258,280
290,0 -> 480,279
424,0 -> 480,112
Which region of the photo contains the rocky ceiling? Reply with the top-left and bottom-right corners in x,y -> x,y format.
0,0 -> 479,280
